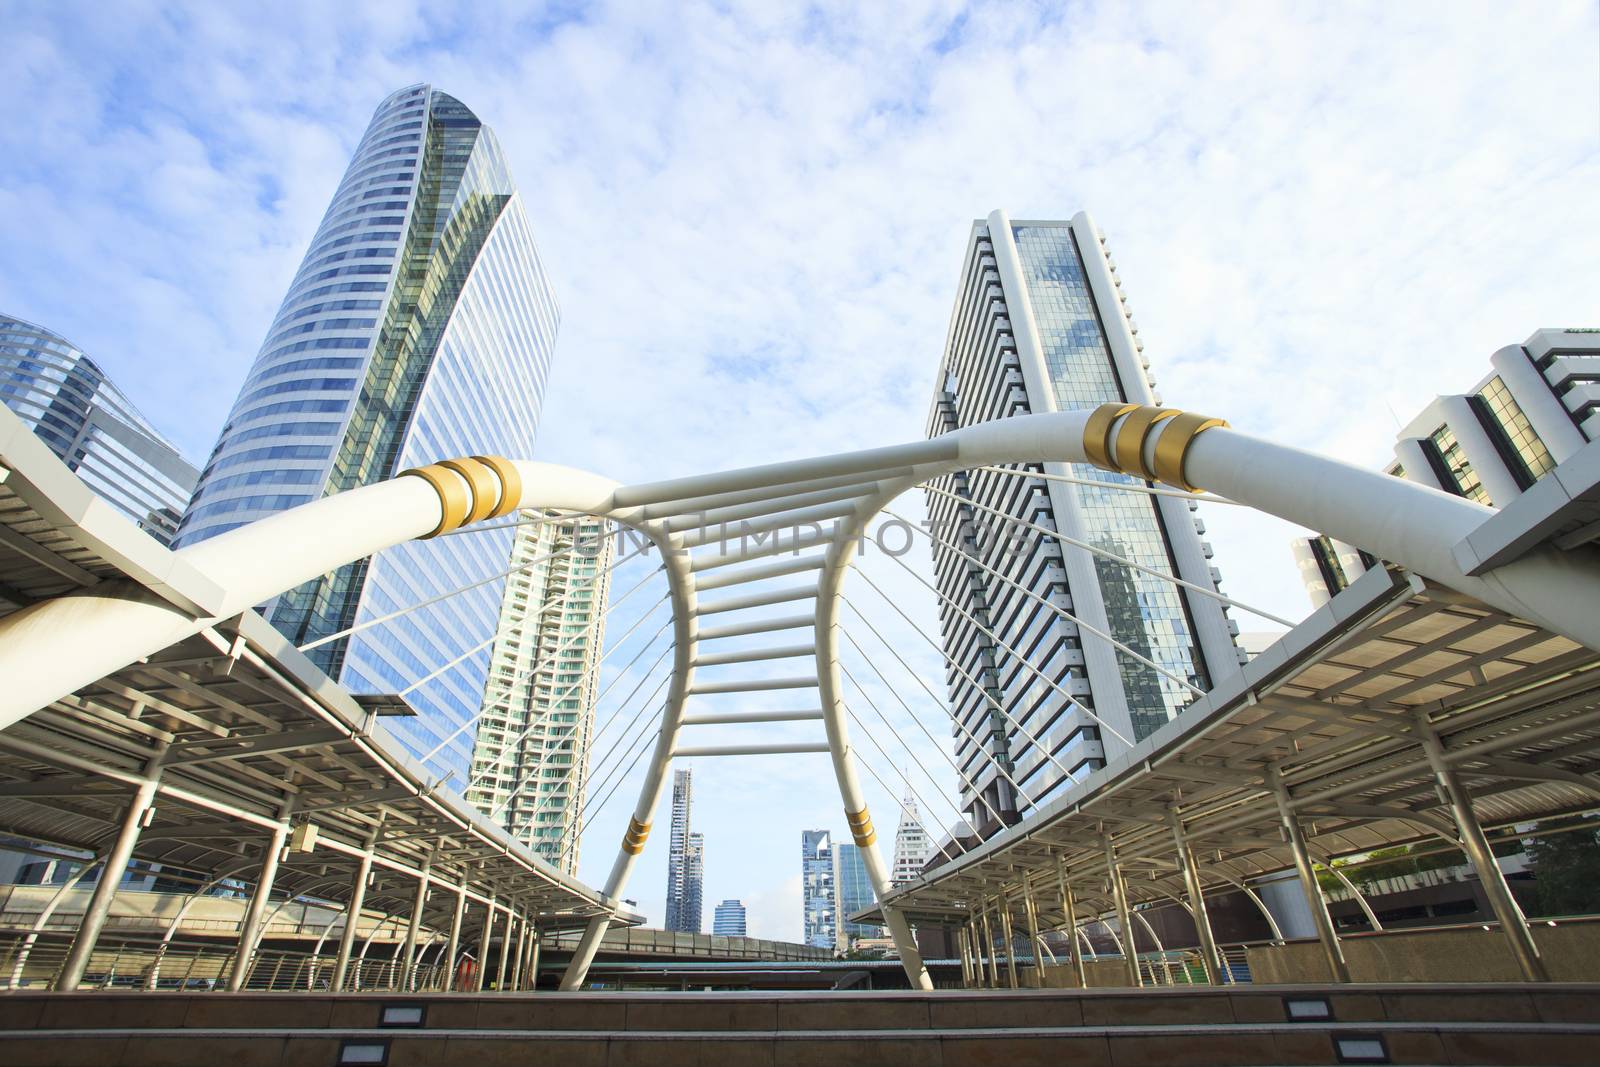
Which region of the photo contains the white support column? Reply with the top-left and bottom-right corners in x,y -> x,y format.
980,906 -> 997,987
1490,344 -> 1586,461
475,893 -> 497,992
1169,811 -> 1221,985
226,809 -> 292,992
400,852 -> 432,991
1104,838 -> 1141,988
443,883 -> 466,991
1267,767 -> 1349,983
53,750 -> 166,991
526,922 -> 541,992
1022,878 -> 1042,985
509,914 -> 527,991
494,904 -> 512,991
1416,719 -> 1549,981
1056,857 -> 1087,988
1440,394 -> 1522,507
332,830 -> 377,991
998,893 -> 1019,989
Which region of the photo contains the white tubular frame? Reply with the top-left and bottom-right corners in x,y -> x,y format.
3,408 -> 1599,992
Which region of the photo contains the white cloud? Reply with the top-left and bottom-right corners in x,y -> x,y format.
2,0 -> 1596,937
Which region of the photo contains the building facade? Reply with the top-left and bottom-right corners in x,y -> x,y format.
836,842 -> 882,945
924,210 -> 1243,832
0,314 -> 198,544
684,832 -> 705,935
172,85 -> 560,789
1293,328 -> 1600,607
890,792 -> 932,887
712,899 -> 747,937
463,516 -> 612,873
665,768 -> 697,932
801,829 -> 837,950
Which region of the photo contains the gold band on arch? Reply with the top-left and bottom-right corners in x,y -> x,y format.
1081,403 -> 1229,493
399,454 -> 524,538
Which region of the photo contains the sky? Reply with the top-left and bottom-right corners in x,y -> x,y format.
2,1 -> 1597,942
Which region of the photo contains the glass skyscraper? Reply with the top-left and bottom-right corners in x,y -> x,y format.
712,899 -> 746,937
0,314 -> 198,544
800,829 -> 837,950
665,768 -> 699,932
924,210 -> 1243,831
836,842 -> 882,944
174,85 -> 559,790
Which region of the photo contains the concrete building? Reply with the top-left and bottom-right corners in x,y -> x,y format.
801,829 -> 837,950
712,899 -> 747,936
924,209 -> 1243,832
173,84 -> 560,789
665,769 -> 697,932
464,516 -> 612,873
685,832 -> 705,935
0,314 -> 197,544
890,792 -> 931,887
1293,328 -> 1600,607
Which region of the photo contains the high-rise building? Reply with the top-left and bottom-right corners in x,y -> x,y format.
173,85 -> 560,788
0,314 -> 198,544
800,829 -> 837,950
712,899 -> 747,937
464,516 -> 612,872
835,842 -> 882,945
665,768 -> 696,932
1292,328 -> 1600,608
684,832 -> 705,935
890,791 -> 932,886
924,209 -> 1243,832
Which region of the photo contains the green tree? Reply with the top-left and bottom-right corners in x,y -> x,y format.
1526,820 -> 1600,917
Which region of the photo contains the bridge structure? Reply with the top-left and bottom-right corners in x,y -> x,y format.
1,396 -> 1599,998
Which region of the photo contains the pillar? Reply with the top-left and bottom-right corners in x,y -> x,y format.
979,906 -> 997,987
494,906 -> 513,991
54,756 -> 164,990
510,913 -> 527,991
1170,811 -> 1221,984
1057,858 -> 1087,988
997,895 -> 1018,988
526,922 -> 541,992
1104,838 -> 1141,987
443,883 -> 466,991
332,833 -> 377,991
1417,721 -> 1549,981
226,815 -> 291,991
1268,767 -> 1350,982
400,853 -> 432,991
475,893 -> 497,992
1021,878 -> 1042,985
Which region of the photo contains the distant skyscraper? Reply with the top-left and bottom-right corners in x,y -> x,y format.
684,832 -> 705,935
665,769 -> 696,932
1293,328 -> 1600,608
835,842 -> 882,945
890,792 -> 931,887
0,314 -> 197,544
712,899 -> 747,937
465,516 -> 612,872
173,84 -> 560,789
924,209 -> 1243,831
801,829 -> 837,950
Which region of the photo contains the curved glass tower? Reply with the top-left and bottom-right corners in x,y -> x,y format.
0,314 -> 198,543
176,85 -> 559,790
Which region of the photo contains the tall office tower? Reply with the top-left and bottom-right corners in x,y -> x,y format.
800,829 -> 838,950
464,516 -> 612,872
1292,328 -> 1600,608
173,85 -> 559,788
925,210 -> 1243,832
684,832 -> 705,934
664,769 -> 695,931
712,899 -> 747,937
835,842 -> 883,944
890,791 -> 932,887
0,314 -> 198,544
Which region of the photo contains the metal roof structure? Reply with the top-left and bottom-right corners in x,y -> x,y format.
858,562 -> 1600,928
0,412 -> 641,942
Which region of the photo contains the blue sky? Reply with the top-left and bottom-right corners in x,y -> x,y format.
2,1 -> 1597,941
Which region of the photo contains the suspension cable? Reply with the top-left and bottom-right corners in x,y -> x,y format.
840,677 -> 974,836
839,647 -> 1008,829
884,506 -> 1212,699
972,464 -> 1242,505
842,701 -> 970,859
854,555 -> 1138,754
917,486 -> 1292,628
837,602 -> 1040,811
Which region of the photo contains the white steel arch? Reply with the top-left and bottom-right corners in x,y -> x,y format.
3,404 -> 1599,990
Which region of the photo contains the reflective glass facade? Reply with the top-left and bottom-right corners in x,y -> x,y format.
925,216 -> 1228,828
1476,376 -> 1556,488
801,829 -> 837,950
836,842 -> 882,942
0,315 -> 198,543
175,86 -> 559,790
